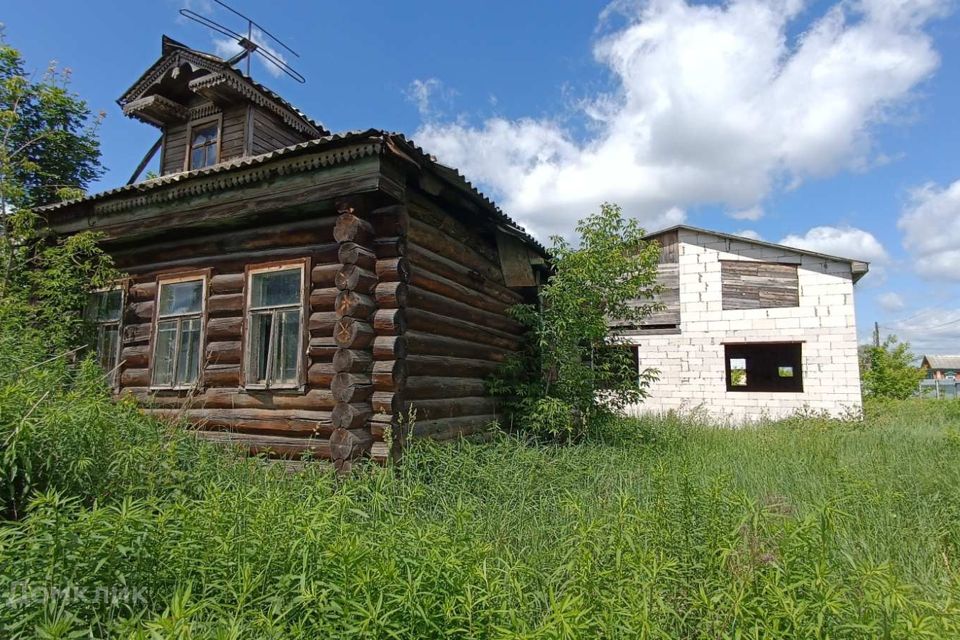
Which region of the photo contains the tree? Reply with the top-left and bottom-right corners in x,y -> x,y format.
490,203 -> 661,440
861,335 -> 924,400
0,34 -> 113,350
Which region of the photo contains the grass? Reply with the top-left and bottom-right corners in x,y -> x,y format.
1,335 -> 960,638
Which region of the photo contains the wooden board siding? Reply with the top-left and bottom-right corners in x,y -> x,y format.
161,123 -> 188,175
113,214 -> 342,458
251,107 -> 310,155
615,263 -> 680,333
219,105 -> 247,162
721,260 -> 799,310
654,230 -> 679,264
160,103 -> 307,175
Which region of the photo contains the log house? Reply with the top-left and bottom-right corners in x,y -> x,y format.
44,37 -> 546,468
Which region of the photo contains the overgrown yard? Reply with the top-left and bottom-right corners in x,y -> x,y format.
2,345 -> 960,637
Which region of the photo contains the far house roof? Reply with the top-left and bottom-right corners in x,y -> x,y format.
921,355 -> 960,370
645,224 -> 870,283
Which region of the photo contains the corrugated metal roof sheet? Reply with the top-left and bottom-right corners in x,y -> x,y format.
646,224 -> 870,282
38,128 -> 547,256
922,355 -> 960,370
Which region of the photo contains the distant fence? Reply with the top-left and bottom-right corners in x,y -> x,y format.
918,379 -> 960,399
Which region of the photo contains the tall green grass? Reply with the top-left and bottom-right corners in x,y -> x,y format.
1,329 -> 959,637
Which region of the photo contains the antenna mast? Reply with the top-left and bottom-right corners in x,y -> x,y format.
179,0 -> 305,83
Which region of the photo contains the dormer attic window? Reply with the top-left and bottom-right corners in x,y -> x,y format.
187,119 -> 220,170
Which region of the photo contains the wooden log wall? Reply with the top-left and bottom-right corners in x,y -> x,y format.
114,214 -> 343,459
399,195 -> 527,443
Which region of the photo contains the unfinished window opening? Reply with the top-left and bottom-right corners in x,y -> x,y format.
725,342 -> 803,392
85,288 -> 123,386
152,278 -> 205,389
245,263 -> 305,389
188,121 -> 219,170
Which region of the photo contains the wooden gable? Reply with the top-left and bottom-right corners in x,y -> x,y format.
119,36 -> 326,177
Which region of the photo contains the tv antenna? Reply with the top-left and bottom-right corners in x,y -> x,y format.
179,0 -> 305,83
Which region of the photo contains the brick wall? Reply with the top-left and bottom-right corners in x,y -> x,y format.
623,229 -> 863,423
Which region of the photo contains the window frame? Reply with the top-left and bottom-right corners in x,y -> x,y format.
86,285 -> 126,389
724,341 -> 804,393
183,114 -> 222,172
242,258 -> 310,392
149,271 -> 208,391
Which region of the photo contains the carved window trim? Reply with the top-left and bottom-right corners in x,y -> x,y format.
242,258 -> 310,392
149,271 -> 209,391
85,285 -> 126,389
184,114 -> 222,172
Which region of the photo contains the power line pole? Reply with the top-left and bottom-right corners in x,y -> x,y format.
874,321 -> 880,347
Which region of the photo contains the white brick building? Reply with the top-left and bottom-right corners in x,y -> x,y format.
619,225 -> 869,423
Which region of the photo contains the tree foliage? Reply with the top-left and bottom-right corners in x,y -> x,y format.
0,34 -> 113,351
861,335 -> 924,400
490,203 -> 661,440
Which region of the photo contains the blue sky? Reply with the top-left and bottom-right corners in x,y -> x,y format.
5,0 -> 960,352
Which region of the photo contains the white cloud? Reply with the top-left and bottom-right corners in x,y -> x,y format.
729,206 -> 764,221
779,225 -> 889,263
735,229 -> 764,241
877,291 -> 906,312
414,0 -> 945,239
404,78 -> 457,118
898,179 -> 960,280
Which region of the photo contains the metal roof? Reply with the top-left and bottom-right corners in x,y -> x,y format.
646,224 -> 870,282
921,355 -> 960,370
38,129 -> 546,256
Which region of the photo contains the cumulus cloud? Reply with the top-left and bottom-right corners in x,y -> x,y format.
735,229 -> 764,241
414,0 -> 945,239
779,225 -> 889,263
405,78 -> 458,118
898,179 -> 960,280
877,291 -> 906,312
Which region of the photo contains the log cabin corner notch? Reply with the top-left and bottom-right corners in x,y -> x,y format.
41,36 -> 548,470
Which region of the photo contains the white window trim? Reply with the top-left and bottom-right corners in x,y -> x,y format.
243,262 -> 306,391
88,285 -> 125,389
150,274 -> 207,391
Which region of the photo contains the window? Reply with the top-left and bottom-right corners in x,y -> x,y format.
85,288 -> 123,385
245,264 -> 305,389
188,121 -> 219,170
152,278 -> 205,389
725,342 -> 803,392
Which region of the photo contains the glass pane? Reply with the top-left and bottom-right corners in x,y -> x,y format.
778,366 -> 794,378
175,318 -> 201,386
192,125 -> 217,146
730,358 -> 747,386
158,280 -> 203,316
275,310 -> 301,384
97,325 -> 120,373
248,312 -> 273,384
152,320 -> 178,386
86,290 -> 122,322
190,147 -> 205,170
250,269 -> 301,308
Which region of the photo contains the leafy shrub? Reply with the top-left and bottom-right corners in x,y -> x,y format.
490,203 -> 661,440
861,335 -> 925,400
